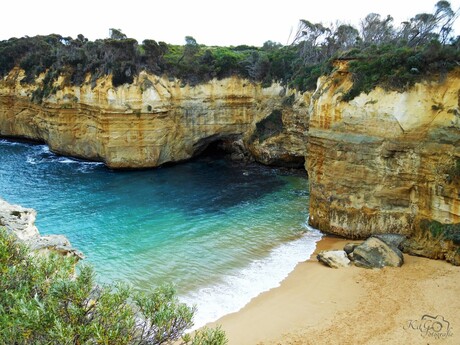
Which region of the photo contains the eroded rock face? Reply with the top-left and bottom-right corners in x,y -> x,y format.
0,198 -> 83,259
0,69 -> 309,169
307,61 -> 460,261
247,93 -> 310,168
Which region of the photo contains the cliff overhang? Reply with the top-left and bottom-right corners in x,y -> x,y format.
0,69 -> 309,169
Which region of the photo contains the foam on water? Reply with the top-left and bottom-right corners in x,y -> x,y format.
181,225 -> 322,329
21,143 -> 104,171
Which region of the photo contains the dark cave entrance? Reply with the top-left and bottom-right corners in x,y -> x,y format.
193,134 -> 249,161
199,140 -> 227,157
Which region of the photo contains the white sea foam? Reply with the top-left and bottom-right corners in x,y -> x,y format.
19,142 -> 104,170
55,156 -> 104,167
180,224 -> 322,329
38,145 -> 50,154
0,139 -> 39,147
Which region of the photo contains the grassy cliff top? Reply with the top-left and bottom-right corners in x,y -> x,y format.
1,1 -> 459,102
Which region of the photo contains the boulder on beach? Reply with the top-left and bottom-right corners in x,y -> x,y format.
372,234 -> 406,249
343,242 -> 360,260
317,250 -> 351,268
344,243 -> 360,254
351,237 -> 404,269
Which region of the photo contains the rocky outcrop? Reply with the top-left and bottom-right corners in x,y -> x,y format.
0,198 -> 38,240
307,61 -> 460,264
0,69 -> 308,169
0,198 -> 83,258
319,236 -> 404,269
3,64 -> 458,265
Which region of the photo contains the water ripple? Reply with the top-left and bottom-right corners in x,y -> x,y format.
0,139 -> 317,326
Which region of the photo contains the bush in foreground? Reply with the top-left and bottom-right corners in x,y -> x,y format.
0,228 -> 227,344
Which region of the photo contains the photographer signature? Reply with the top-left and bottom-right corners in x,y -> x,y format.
404,314 -> 454,339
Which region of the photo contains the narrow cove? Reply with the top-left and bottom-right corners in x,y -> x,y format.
0,139 -> 321,327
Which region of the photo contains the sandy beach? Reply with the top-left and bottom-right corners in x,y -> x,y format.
208,236 -> 460,345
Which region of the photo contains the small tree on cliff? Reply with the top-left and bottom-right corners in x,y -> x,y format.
0,228 -> 227,345
109,28 -> 128,40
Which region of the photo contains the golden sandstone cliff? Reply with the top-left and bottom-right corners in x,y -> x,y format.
308,61 -> 460,264
0,69 -> 307,168
1,66 -> 459,264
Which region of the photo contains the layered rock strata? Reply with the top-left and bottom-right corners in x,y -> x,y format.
307,61 -> 460,264
0,69 -> 308,168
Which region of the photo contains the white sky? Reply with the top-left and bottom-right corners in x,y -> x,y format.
2,0 -> 460,46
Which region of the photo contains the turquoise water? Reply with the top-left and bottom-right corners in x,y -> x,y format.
0,139 -> 321,326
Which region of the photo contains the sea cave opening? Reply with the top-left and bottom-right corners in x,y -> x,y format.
193,135 -> 248,161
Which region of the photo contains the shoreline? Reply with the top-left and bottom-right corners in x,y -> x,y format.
182,229 -> 322,329
207,235 -> 460,344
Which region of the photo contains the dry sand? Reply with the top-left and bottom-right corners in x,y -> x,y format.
208,236 -> 460,345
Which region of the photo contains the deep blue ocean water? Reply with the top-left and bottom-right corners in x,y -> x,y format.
0,139 -> 321,327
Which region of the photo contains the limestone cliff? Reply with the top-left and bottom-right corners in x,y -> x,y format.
0,69 -> 307,168
307,61 -> 460,264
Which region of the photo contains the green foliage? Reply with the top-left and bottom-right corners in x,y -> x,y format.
419,219 -> 460,245
290,1 -> 460,94
211,47 -> 248,79
1,2 -> 459,97
0,228 -> 227,344
0,33 -> 299,92
289,62 -> 333,92
110,28 -> 128,40
184,327 -> 228,345
341,41 -> 460,101
31,69 -> 59,103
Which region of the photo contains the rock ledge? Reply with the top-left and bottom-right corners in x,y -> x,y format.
0,198 -> 83,259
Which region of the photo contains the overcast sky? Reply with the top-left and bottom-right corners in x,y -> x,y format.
2,0 -> 460,46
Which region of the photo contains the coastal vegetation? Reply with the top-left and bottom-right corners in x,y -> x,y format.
293,0 -> 460,99
0,1 -> 458,102
0,228 -> 227,344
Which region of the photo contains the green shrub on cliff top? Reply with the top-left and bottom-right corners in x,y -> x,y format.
0,1 -> 458,100
341,41 -> 460,101
0,228 -> 227,345
0,34 -> 293,92
292,1 -> 460,96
